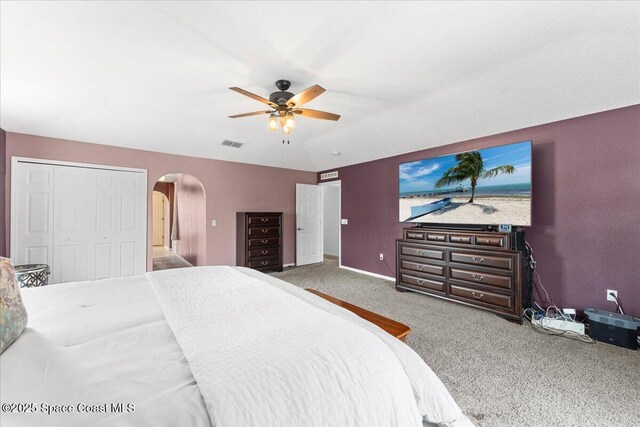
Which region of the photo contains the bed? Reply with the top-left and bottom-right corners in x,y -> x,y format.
0,266 -> 472,427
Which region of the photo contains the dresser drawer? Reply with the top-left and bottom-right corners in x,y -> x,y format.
399,244 -> 445,261
249,247 -> 279,258
400,259 -> 445,277
450,234 -> 474,244
449,284 -> 513,310
248,227 -> 280,237
248,256 -> 280,269
449,267 -> 513,290
450,251 -> 514,271
248,216 -> 280,227
400,273 -> 445,293
248,237 -> 279,248
426,232 -> 447,242
475,235 -> 506,248
404,230 -> 426,241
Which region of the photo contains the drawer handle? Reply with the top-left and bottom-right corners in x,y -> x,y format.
261,239 -> 268,244
261,261 -> 269,265
417,265 -> 425,271
261,250 -> 269,254
472,274 -> 485,281
417,250 -> 425,256
408,233 -> 421,238
472,291 -> 485,299
262,229 -> 269,233
472,257 -> 485,263
261,218 -> 268,222
416,279 -> 425,285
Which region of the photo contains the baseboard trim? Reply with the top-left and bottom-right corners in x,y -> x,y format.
283,263 -> 295,268
339,265 -> 395,282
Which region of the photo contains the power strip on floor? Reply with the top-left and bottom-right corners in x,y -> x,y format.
531,316 -> 585,334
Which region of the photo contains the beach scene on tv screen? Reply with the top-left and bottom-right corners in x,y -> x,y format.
399,141 -> 532,225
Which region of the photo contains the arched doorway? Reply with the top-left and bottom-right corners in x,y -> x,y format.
152,173 -> 206,270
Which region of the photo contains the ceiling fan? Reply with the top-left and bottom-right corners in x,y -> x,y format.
228,79 -> 341,135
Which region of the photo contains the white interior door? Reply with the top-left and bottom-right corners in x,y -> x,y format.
117,171 -> 147,277
296,183 -> 323,266
52,166 -> 88,283
12,158 -> 147,284
86,169 -> 119,281
13,163 -> 54,266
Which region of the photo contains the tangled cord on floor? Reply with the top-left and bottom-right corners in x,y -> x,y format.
523,241 -> 595,344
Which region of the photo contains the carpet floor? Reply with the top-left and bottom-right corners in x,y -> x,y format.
272,258 -> 640,426
152,255 -> 193,271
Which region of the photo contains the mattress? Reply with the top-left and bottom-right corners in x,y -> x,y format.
1,267 -> 471,427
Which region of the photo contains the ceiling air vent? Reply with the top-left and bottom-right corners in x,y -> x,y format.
222,140 -> 244,148
320,171 -> 339,180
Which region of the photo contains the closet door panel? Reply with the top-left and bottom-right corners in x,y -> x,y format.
117,172 -> 146,276
14,163 -> 54,266
86,170 -> 120,281
52,166 -> 87,284
13,160 -> 146,283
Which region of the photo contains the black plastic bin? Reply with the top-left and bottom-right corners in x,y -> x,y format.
584,308 -> 640,350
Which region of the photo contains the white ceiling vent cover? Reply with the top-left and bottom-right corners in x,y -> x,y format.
222,140 -> 243,148
320,171 -> 339,180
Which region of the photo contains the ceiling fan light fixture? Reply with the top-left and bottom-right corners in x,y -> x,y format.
268,114 -> 278,131
283,125 -> 293,135
284,112 -> 296,129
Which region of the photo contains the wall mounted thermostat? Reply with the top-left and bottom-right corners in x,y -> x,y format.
499,224 -> 512,233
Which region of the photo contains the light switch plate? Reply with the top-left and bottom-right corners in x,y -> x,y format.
211,219 -> 217,227
341,219 -> 348,225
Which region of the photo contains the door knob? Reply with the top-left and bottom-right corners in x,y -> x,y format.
297,228 -> 303,231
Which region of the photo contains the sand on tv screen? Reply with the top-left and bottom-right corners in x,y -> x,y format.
399,140 -> 532,226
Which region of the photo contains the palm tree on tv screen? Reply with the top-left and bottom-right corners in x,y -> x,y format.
435,151 -> 515,203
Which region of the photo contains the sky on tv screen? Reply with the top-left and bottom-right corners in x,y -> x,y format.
399,141 -> 532,196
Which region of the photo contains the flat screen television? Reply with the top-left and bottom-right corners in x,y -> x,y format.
399,140 -> 532,226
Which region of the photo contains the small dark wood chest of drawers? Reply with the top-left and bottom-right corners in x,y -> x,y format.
237,212 -> 283,272
396,227 -> 526,323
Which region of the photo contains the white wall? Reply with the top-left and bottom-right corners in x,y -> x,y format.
322,185 -> 340,257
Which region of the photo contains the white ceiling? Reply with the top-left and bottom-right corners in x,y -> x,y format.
1,1 -> 639,172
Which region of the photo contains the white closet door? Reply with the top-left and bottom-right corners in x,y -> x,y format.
86,170 -> 120,280
13,159 -> 147,283
13,163 -> 54,266
52,166 -> 88,284
117,172 -> 146,277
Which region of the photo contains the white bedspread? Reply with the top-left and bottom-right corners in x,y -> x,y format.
1,267 -> 471,427
146,266 -> 469,427
0,275 -> 210,427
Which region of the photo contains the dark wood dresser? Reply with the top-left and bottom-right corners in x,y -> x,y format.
396,227 -> 526,323
237,212 -> 283,272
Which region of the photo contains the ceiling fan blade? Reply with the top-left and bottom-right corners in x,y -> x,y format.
229,87 -> 277,107
229,110 -> 273,118
293,108 -> 341,121
286,84 -> 325,107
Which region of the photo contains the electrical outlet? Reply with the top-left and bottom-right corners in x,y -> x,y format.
211,219 -> 217,227
341,219 -> 348,225
607,289 -> 618,302
379,253 -> 384,261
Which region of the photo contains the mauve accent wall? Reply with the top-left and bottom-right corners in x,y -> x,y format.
4,133 -> 317,269
175,174 -> 207,266
0,128 -> 6,257
319,105 -> 640,315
